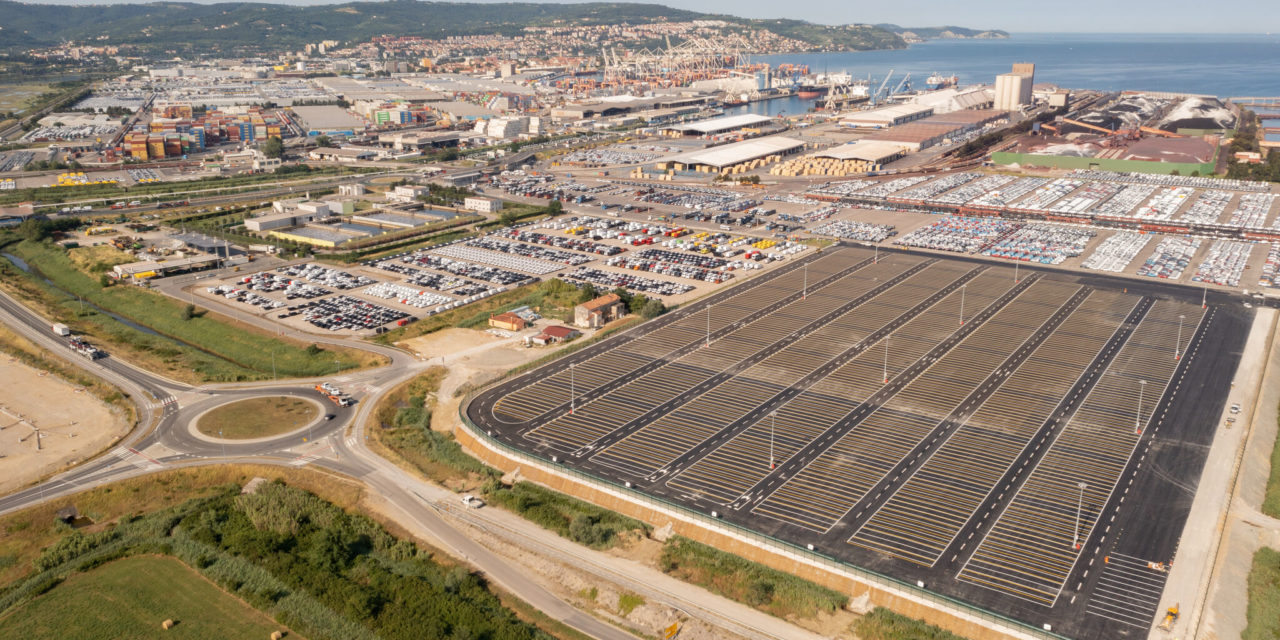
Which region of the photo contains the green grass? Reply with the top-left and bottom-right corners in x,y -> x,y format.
196,396 -> 320,439
2,240 -> 367,382
1245,546 -> 1280,640
1262,406 -> 1280,518
0,555 -> 293,639
616,592 -> 644,616
658,536 -> 848,619
483,481 -> 649,550
852,607 -> 971,640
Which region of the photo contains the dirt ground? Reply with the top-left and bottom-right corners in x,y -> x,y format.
0,357 -> 129,494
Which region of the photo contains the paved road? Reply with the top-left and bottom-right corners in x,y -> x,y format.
0,283 -> 736,640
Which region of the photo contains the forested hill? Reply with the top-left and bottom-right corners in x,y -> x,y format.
0,0 -> 908,53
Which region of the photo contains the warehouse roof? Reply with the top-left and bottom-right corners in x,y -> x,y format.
668,113 -> 773,134
815,140 -> 909,162
840,104 -> 933,125
865,123 -> 963,144
660,136 -> 805,169
291,105 -> 366,130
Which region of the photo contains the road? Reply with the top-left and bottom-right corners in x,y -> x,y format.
0,275 -> 816,640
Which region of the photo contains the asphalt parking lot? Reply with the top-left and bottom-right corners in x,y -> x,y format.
466,243 -> 1252,639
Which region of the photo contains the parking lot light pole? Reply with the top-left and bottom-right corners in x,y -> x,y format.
1202,283 -> 1208,309
705,305 -> 711,348
1176,314 -> 1185,360
959,284 -> 967,326
883,333 -> 890,383
1135,380 -> 1147,435
1014,262 -> 1019,283
803,263 -> 808,300
769,411 -> 777,470
1074,482 -> 1088,550
569,363 -> 576,414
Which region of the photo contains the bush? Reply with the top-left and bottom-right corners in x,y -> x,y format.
852,607 -> 971,640
658,536 -> 847,618
483,482 -> 648,549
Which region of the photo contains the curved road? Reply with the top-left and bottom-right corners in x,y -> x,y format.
0,285 -> 637,640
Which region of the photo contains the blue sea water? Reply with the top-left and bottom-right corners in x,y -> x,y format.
727,33 -> 1280,116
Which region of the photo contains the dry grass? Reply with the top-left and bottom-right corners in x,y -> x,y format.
65,245 -> 134,274
196,396 -> 320,439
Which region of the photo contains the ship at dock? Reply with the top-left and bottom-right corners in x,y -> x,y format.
926,72 -> 958,91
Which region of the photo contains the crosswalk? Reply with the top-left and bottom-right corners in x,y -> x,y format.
145,396 -> 178,410
290,454 -> 320,467
110,446 -> 164,471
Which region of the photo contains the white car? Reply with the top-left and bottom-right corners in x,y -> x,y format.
461,495 -> 484,509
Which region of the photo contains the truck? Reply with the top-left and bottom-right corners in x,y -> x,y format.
51,323 -> 71,337
327,394 -> 353,407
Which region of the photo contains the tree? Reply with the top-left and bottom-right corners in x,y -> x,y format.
641,298 -> 667,319
261,136 -> 284,159
546,200 -> 563,216
315,135 -> 332,148
499,210 -> 518,227
577,284 -> 598,304
182,303 -> 196,320
629,293 -> 649,315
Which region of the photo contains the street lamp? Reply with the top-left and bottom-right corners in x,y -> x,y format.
1175,314 -> 1185,360
959,284 -> 967,326
569,362 -> 576,414
1074,481 -> 1088,550
1135,380 -> 1147,435
1202,283 -> 1208,309
1014,262 -> 1019,283
802,262 -> 808,300
769,411 -> 777,470
883,333 -> 890,383
705,305 -> 711,348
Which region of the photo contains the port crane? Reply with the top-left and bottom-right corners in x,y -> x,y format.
869,69 -> 895,106
891,73 -> 912,96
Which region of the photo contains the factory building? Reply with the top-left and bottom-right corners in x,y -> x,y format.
377,130 -> 460,151
464,197 -> 503,213
994,63 -> 1035,111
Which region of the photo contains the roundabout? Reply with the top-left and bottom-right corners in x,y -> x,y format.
193,395 -> 326,442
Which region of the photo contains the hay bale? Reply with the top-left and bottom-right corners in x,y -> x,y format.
270,632 -> 285,640
162,619 -> 175,630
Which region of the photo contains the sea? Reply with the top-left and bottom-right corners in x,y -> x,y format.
725,33 -> 1280,117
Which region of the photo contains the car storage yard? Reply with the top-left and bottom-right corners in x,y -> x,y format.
466,243 -> 1253,639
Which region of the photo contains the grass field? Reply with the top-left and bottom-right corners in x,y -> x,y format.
0,555 -> 294,639
0,240 -> 379,382
1245,547 -> 1280,640
197,396 -> 320,439
0,465 -> 364,589
0,82 -> 51,113
376,279 -> 583,344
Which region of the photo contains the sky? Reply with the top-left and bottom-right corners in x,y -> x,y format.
13,0 -> 1280,33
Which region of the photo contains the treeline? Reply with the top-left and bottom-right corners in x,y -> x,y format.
3,482 -> 555,640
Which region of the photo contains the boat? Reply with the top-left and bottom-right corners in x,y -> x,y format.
925,72 -> 958,91
796,84 -> 828,99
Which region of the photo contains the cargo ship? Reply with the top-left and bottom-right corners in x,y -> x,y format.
796,84 -> 828,99
926,72 -> 958,91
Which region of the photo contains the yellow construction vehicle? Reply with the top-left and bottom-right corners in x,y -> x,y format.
1158,603 -> 1179,631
